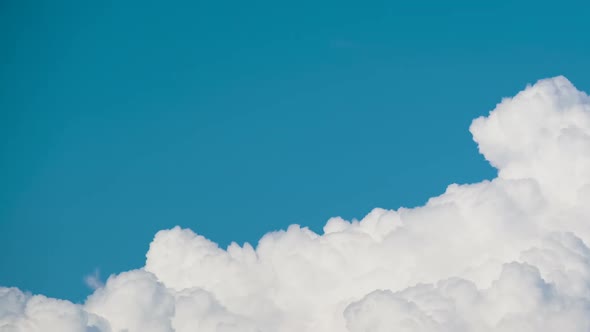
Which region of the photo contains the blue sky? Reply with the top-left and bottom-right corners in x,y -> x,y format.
1,0 -> 589,302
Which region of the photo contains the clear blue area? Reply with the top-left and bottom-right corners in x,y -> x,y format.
1,0 -> 589,302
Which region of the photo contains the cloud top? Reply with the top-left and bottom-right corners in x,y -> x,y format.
2,76 -> 590,332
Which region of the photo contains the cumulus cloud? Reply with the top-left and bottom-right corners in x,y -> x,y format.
2,76 -> 590,331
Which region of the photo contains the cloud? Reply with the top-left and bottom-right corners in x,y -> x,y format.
84,269 -> 104,291
0,287 -> 107,332
2,76 -> 590,331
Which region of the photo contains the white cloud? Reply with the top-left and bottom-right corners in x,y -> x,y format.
84,269 -> 104,291
2,76 -> 590,331
0,287 -> 107,332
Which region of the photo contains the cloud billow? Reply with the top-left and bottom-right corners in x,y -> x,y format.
2,76 -> 590,332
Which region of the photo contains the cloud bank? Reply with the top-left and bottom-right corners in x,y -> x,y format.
3,76 -> 590,332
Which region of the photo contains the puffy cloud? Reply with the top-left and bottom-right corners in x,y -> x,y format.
84,270 -> 175,332
0,287 -> 107,332
2,76 -> 590,331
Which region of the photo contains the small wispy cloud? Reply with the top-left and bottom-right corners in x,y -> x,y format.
84,268 -> 104,290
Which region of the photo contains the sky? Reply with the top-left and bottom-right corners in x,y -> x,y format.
1,0 -> 590,306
